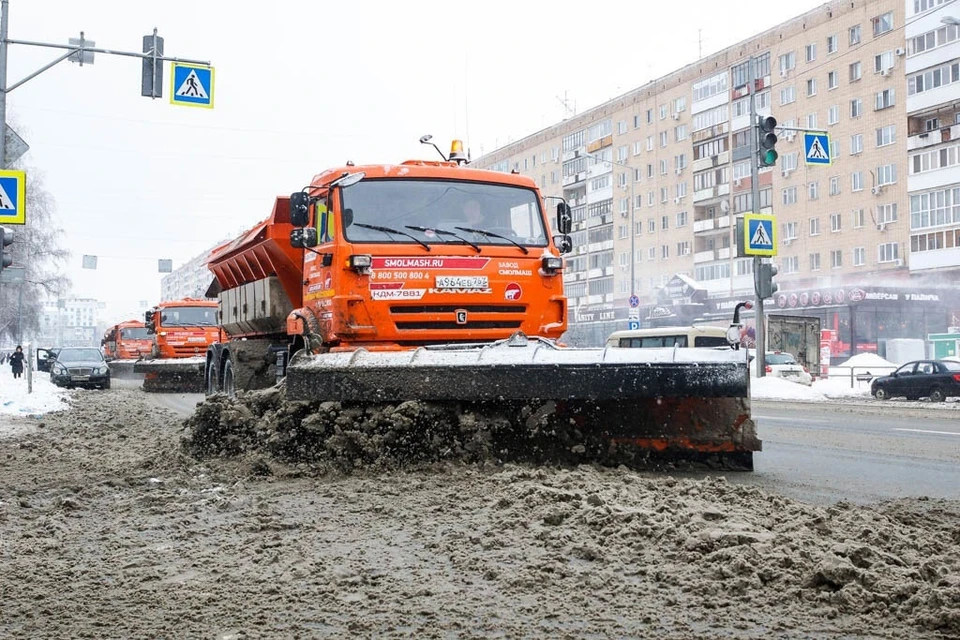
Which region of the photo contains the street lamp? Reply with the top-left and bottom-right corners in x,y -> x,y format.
941,16 -> 960,26
579,151 -> 636,306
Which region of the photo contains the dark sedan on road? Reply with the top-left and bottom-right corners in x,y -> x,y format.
49,347 -> 111,390
871,359 -> 960,402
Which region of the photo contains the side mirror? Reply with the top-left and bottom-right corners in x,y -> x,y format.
552,234 -> 573,254
144,310 -> 154,324
290,192 -> 310,227
556,202 -> 572,235
290,227 -> 319,249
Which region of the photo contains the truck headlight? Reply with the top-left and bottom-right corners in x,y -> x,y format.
541,256 -> 563,274
348,254 -> 373,273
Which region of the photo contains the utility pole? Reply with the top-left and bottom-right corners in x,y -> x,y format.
748,56 -> 767,377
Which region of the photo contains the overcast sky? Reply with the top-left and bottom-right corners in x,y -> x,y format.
8,0 -> 823,324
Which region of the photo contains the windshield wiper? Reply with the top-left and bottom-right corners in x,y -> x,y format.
455,227 -> 529,254
405,225 -> 481,253
352,223 -> 431,251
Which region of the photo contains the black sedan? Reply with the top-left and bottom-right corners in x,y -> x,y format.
49,347 -> 111,390
871,359 -> 960,402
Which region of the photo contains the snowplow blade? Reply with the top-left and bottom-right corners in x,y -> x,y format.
133,356 -> 206,393
285,334 -> 760,469
106,359 -> 143,380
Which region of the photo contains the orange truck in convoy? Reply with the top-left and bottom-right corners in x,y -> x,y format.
133,298 -> 222,392
101,319 -> 153,377
202,139 -> 759,468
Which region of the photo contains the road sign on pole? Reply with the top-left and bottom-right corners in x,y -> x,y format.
629,294 -> 639,308
743,213 -> 777,257
0,169 -> 27,225
141,30 -> 165,98
171,63 -> 214,108
803,132 -> 831,165
627,320 -> 640,330
4,125 -> 29,164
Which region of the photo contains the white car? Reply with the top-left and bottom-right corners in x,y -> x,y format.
762,351 -> 813,386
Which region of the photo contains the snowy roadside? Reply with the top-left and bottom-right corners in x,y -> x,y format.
0,374 -> 71,438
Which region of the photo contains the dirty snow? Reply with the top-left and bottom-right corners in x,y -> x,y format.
0,388 -> 957,637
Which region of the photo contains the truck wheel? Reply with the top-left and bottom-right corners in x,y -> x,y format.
873,387 -> 889,401
206,358 -> 220,396
928,387 -> 945,403
222,357 -> 236,397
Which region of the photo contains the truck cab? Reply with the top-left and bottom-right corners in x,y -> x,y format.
145,299 -> 222,358
102,320 -> 153,361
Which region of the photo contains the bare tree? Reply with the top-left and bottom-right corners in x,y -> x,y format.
0,164 -> 71,345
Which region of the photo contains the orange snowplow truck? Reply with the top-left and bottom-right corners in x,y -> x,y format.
101,319 -> 153,378
203,139 -> 759,469
133,298 -> 222,392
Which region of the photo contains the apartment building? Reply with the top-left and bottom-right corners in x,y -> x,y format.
476,0 -> 960,355
159,239 -> 228,302
905,0 -> 960,273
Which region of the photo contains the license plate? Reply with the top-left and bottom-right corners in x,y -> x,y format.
435,275 -> 489,289
72,375 -> 89,381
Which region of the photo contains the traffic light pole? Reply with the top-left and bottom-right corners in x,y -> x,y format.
748,55 -> 767,377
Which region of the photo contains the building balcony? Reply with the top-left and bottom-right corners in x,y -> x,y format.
691,151 -> 730,173
694,249 -> 716,263
907,124 -> 957,151
691,122 -> 730,144
693,218 -> 715,233
562,172 -> 585,187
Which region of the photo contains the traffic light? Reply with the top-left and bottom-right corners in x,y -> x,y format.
757,262 -> 779,299
757,115 -> 778,167
0,226 -> 13,273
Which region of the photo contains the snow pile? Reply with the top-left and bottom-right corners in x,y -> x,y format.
836,353 -> 897,370
751,376 -> 827,401
0,373 -> 69,417
813,377 -> 873,398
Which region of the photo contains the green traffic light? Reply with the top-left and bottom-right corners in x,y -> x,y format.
763,149 -> 778,166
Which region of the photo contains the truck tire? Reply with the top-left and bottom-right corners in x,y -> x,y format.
206,357 -> 220,396
222,356 -> 236,397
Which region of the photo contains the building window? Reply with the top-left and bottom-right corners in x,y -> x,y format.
853,246 -> 866,266
646,136 -> 654,151
876,164 -> 897,185
634,141 -> 643,156
780,86 -> 796,105
618,120 -> 628,135
659,105 -> 668,120
660,159 -> 668,175
779,52 -> 796,73
673,96 -> 687,113
633,114 -> 642,129
851,134 -> 863,155
830,140 -> 840,159
806,43 -> 817,62
872,12 -> 894,37
647,247 -> 655,260
853,208 -> 865,228
827,35 -> 838,54
660,131 -> 668,148
852,171 -> 864,192
908,22 -> 960,57
925,117 -> 940,131
874,51 -> 895,74
660,187 -> 668,203
810,252 -> 821,271
676,183 -> 688,198
783,221 -> 798,240
878,202 -> 898,224
647,109 -> 653,124
875,89 -> 895,110
831,211 -> 842,231
878,242 -> 899,262
661,245 -> 669,259
675,125 -> 688,142
830,176 -> 841,196
810,217 -> 821,235
850,24 -> 861,45
876,125 -> 896,147
781,152 -> 798,172
677,241 -> 690,256
783,256 -> 799,274
908,61 -> 960,96
828,105 -> 839,125
850,98 -> 862,118
677,210 -> 688,227
809,182 -> 820,201
807,78 -> 817,96
648,192 -> 654,206
849,61 -> 862,82
828,71 -> 838,89
782,187 -> 798,205
831,250 -> 843,268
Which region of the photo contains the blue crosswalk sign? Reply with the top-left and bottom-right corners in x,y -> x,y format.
744,213 -> 777,256
0,169 -> 26,225
804,132 -> 831,165
171,63 -> 215,108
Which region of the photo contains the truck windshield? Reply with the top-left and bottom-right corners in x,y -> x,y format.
120,327 -> 150,340
160,306 -> 218,327
341,179 -> 548,247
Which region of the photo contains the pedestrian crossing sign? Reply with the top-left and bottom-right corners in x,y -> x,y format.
171,63 -> 215,109
803,132 -> 831,165
743,213 -> 777,256
0,169 -> 26,225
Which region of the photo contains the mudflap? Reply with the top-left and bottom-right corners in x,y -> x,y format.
134,358 -> 206,393
284,335 -> 761,470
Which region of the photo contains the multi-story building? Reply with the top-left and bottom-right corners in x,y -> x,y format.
476,0 -> 960,356
159,240 -> 228,302
905,0 -> 960,274
37,296 -> 100,348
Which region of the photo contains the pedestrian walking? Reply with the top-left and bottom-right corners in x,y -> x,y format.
10,345 -> 24,379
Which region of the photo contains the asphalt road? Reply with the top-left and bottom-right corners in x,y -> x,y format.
730,400 -> 960,504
